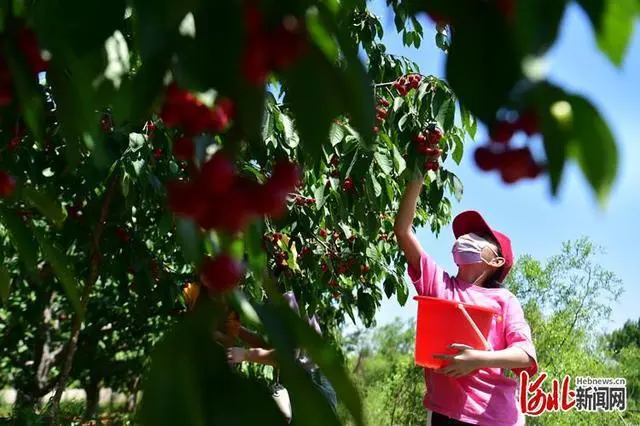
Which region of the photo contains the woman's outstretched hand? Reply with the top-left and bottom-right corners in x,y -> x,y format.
433,343 -> 485,378
227,347 -> 247,364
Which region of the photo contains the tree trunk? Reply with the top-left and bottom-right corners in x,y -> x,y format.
83,378 -> 101,421
47,176 -> 119,426
127,376 -> 141,413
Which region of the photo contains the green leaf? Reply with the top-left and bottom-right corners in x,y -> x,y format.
435,32 -> 448,51
575,0 -> 638,66
245,221 -> 267,272
368,173 -> 382,198
392,145 -> 407,175
433,88 -> 455,132
0,266 -> 10,305
176,218 -> 203,265
129,133 -> 147,151
393,96 -> 405,113
568,95 -> 618,204
397,113 -> 410,131
532,82 -> 573,195
383,276 -> 396,298
515,0 -> 568,56
374,152 -> 393,175
329,123 -> 345,146
452,133 -> 464,165
22,187 -> 65,227
307,8 -> 340,60
460,102 -> 477,139
281,114 -> 300,148
32,0 -> 126,56
34,229 -> 83,319
447,172 -> 464,202
314,184 -> 327,209
446,4 -> 522,122
397,277 -> 409,306
0,208 -> 39,273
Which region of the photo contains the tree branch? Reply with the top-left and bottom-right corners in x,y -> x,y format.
47,174 -> 120,425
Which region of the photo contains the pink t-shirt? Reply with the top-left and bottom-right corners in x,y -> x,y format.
408,251 -> 538,425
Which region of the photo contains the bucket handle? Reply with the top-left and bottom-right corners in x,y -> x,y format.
457,304 -> 493,351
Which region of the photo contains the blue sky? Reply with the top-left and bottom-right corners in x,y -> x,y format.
363,2 -> 640,335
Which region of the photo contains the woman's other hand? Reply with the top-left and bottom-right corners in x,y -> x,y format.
433,343 -> 486,378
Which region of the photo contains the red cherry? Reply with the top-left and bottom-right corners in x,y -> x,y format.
200,189 -> 253,234
166,180 -> 208,219
321,262 -> 328,272
342,177 -> 354,191
199,151 -> 236,195
498,148 -> 540,184
490,120 -> 515,144
242,37 -> 271,86
428,128 -> 443,145
497,0 -> 516,19
376,107 -> 387,119
377,98 -> 390,107
153,148 -> 163,160
269,20 -> 307,71
8,136 -> 20,151
210,105 -> 230,133
424,160 -> 440,171
361,265 -> 370,274
182,103 -> 214,135
200,254 -> 245,293
173,136 -> 194,162
243,1 -> 264,36
328,280 -> 338,288
216,97 -> 235,120
270,160 -> 301,191
373,126 -> 379,134
424,147 -> 442,158
474,146 -> 499,171
254,182 -> 288,218
413,133 -> 427,144
516,110 -> 539,136
319,229 -> 328,238
160,103 -> 183,127
116,227 -> 131,242
0,171 -> 16,198
146,121 -> 156,135
0,84 -> 13,107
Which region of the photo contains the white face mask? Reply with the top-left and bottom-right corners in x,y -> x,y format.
452,233 -> 500,266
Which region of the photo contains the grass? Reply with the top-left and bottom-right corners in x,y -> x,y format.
0,400 -> 137,425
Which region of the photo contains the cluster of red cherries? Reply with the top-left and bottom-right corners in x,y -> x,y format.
166,152 -> 300,293
242,2 -> 307,85
473,109 -> 544,184
412,124 -> 443,171
392,74 -> 423,97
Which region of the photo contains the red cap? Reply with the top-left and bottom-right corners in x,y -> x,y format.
452,210 -> 513,283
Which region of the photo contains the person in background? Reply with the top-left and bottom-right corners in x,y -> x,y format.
224,291 -> 338,423
394,175 -> 538,426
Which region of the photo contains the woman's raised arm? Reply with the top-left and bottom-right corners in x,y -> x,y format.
393,176 -> 425,273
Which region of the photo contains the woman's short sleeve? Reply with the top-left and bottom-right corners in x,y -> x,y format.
504,295 -> 538,377
407,251 -> 446,297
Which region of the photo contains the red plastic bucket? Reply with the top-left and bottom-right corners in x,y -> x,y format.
414,296 -> 498,369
